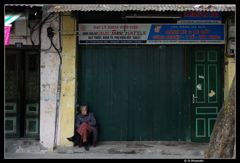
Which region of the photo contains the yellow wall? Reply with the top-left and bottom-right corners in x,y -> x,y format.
224,57 -> 236,100
59,13 -> 76,146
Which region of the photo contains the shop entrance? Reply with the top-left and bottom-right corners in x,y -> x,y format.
77,45 -> 188,141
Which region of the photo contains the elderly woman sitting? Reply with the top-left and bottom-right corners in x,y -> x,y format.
67,105 -> 98,151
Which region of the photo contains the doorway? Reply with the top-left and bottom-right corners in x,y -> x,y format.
5,48 -> 40,139
190,45 -> 224,142
77,45 -> 187,141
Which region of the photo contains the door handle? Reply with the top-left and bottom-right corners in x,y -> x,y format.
192,94 -> 198,103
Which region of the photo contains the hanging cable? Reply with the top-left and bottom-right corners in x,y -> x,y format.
50,37 -> 62,65
29,13 -> 55,46
39,14 -> 60,51
47,27 -> 62,65
39,13 -> 55,47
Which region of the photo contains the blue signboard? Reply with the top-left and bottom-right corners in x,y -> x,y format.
78,24 -> 225,44
147,24 -> 224,44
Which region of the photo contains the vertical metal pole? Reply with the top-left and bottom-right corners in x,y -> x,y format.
53,64 -> 61,149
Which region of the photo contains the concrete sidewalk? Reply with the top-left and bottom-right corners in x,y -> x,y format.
5,141 -> 208,159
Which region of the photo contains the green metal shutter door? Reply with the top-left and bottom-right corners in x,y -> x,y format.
77,45 -> 186,141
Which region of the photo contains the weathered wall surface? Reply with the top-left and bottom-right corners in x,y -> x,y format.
40,12 -> 61,150
59,13 -> 76,146
40,12 -> 77,148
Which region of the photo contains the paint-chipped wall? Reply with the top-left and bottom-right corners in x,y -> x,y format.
39,11 -> 76,149
59,13 -> 76,146
40,12 -> 61,150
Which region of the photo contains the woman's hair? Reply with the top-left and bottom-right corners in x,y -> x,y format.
80,104 -> 88,108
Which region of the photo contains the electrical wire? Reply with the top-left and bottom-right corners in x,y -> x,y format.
29,19 -> 43,45
40,14 -> 61,52
29,13 -> 55,46
45,14 -> 59,24
49,37 -> 62,65
38,13 -> 55,47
